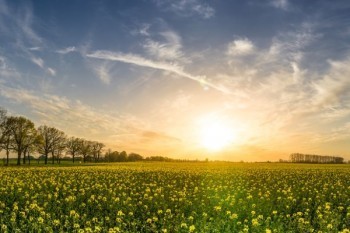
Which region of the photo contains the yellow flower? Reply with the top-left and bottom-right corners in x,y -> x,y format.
189,225 -> 196,232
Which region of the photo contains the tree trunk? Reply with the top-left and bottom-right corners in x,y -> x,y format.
23,149 -> 27,164
28,151 -> 31,165
45,153 -> 48,165
73,153 -> 75,163
17,150 -> 21,165
52,151 -> 55,164
6,148 -> 9,166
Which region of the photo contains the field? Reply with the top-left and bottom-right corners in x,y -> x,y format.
0,163 -> 350,232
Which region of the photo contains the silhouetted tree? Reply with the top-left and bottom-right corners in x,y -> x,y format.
6,116 -> 37,165
290,153 -> 344,164
0,108 -> 11,165
52,135 -> 67,164
66,137 -> 83,163
79,140 -> 92,163
37,126 -> 66,165
128,152 -> 143,162
91,141 -> 105,162
119,151 -> 127,162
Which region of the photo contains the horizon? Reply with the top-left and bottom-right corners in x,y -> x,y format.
1,0 -> 350,161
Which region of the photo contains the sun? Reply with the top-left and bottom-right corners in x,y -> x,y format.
199,121 -> 236,151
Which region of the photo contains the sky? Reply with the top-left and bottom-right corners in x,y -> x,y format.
1,0 -> 350,161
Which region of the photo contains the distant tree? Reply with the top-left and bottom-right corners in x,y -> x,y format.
128,152 -> 143,162
104,150 -> 131,162
119,151 -> 127,162
66,137 -> 83,163
0,107 -> 11,165
22,131 -> 40,165
6,116 -> 37,165
51,130 -> 67,164
52,135 -> 67,164
290,153 -> 344,164
104,148 -> 112,162
91,141 -> 105,162
37,126 -> 66,165
79,140 -> 92,163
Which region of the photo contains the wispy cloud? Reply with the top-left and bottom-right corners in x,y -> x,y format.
154,0 -> 215,19
28,47 -> 42,51
0,84 -> 182,152
16,3 -> 43,46
227,38 -> 255,56
270,0 -> 289,10
31,57 -> 44,68
143,30 -> 184,61
93,64 -> 111,84
131,23 -> 151,36
0,84 -> 132,139
0,56 -> 20,79
56,46 -> 77,54
47,67 -> 56,76
30,56 -> 56,76
312,58 -> 350,108
87,50 -> 230,94
141,130 -> 181,143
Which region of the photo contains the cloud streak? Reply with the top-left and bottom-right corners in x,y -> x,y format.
154,0 -> 215,19
56,46 -> 77,54
87,50 -> 230,94
30,56 -> 56,76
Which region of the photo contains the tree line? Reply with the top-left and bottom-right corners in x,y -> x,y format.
290,153 -> 344,164
0,107 -> 147,166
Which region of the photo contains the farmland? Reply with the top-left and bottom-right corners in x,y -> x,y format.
0,162 -> 350,232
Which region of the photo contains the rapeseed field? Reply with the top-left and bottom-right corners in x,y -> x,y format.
0,163 -> 349,232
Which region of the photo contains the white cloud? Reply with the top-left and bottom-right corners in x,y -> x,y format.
87,50 -> 230,94
227,38 -> 255,56
0,56 -> 6,69
47,67 -> 56,76
313,58 -> 350,108
191,2 -> 215,19
0,56 -> 20,79
31,56 -> 57,76
254,22 -> 318,69
154,0 -> 215,19
131,24 -> 150,36
143,30 -> 184,61
28,47 -> 42,51
94,64 -> 111,84
0,85 -> 127,139
17,5 -> 43,45
0,84 -> 182,151
270,0 -> 289,10
31,57 -> 44,68
56,46 -> 76,54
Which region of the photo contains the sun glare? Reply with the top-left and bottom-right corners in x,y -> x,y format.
199,118 -> 236,151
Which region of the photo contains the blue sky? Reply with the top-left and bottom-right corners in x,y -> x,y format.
1,0 -> 350,161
